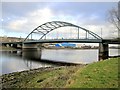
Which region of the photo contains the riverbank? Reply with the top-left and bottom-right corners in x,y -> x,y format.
1,45 -> 119,51
0,46 -> 17,51
0,45 -> 97,51
1,58 -> 119,88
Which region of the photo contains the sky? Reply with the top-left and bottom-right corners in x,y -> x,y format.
1,1 -> 119,40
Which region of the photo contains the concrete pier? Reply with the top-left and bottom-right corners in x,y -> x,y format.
22,43 -> 42,60
2,43 -> 22,49
99,43 -> 109,60
22,43 -> 41,50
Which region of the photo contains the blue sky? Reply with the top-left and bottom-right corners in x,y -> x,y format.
1,1 -> 119,39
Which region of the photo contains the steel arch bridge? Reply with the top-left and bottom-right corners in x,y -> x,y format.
24,21 -> 102,41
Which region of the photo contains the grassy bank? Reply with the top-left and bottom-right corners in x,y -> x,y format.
1,58 -> 119,88
66,58 -> 119,88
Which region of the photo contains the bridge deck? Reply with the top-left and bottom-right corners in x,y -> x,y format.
1,39 -> 120,44
23,39 -> 102,44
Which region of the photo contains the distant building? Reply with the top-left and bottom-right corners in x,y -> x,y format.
76,44 -> 82,48
0,36 -> 24,43
81,45 -> 91,49
55,43 -> 76,48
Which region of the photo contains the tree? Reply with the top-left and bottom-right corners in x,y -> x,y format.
107,2 -> 120,31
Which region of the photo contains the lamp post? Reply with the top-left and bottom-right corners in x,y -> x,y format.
101,28 -> 102,38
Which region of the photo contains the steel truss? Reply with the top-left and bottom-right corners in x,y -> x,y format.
24,21 -> 102,41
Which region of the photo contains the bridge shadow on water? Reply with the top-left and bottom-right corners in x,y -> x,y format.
22,49 -> 81,66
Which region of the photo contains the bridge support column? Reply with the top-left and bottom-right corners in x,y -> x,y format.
99,43 -> 109,61
22,43 -> 42,60
2,43 -> 7,47
16,44 -> 22,49
12,44 -> 17,48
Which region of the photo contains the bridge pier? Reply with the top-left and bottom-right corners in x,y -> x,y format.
11,44 -> 22,49
12,44 -> 17,48
22,43 -> 42,60
2,43 -> 7,47
99,43 -> 109,61
15,44 -> 22,49
2,43 -> 22,49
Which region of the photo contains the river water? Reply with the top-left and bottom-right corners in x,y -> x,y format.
0,49 -> 119,75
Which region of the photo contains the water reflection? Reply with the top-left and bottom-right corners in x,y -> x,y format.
22,49 -> 41,60
1,50 -> 53,75
3,50 -> 22,56
1,49 -> 119,75
22,49 -> 55,69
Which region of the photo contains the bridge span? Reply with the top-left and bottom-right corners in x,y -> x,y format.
1,21 -> 120,61
2,39 -> 119,44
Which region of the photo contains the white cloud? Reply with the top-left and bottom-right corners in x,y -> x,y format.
5,8 -> 53,32
8,18 -> 28,31
83,23 -> 118,39
1,19 -> 4,22
4,7 -> 118,39
90,14 -> 99,20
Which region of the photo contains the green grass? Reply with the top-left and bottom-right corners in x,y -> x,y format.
66,58 -> 119,88
2,58 -> 119,88
12,66 -> 80,88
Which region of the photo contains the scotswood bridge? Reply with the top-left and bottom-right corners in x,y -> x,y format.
2,21 -> 120,60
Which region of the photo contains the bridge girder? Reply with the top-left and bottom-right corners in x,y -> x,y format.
24,21 -> 102,41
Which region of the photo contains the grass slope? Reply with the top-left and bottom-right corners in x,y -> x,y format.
66,58 -> 119,88
2,58 -> 119,88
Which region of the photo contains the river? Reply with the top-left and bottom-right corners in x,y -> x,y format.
0,49 -> 119,75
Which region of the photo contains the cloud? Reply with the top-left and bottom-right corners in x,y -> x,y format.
4,7 -> 81,33
2,3 -> 118,39
8,18 -> 28,31
4,8 -> 53,33
83,23 -> 118,39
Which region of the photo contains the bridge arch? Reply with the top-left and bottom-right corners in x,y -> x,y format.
24,21 -> 102,41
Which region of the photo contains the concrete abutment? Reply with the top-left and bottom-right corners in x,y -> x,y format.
22,43 -> 42,60
99,43 -> 109,61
